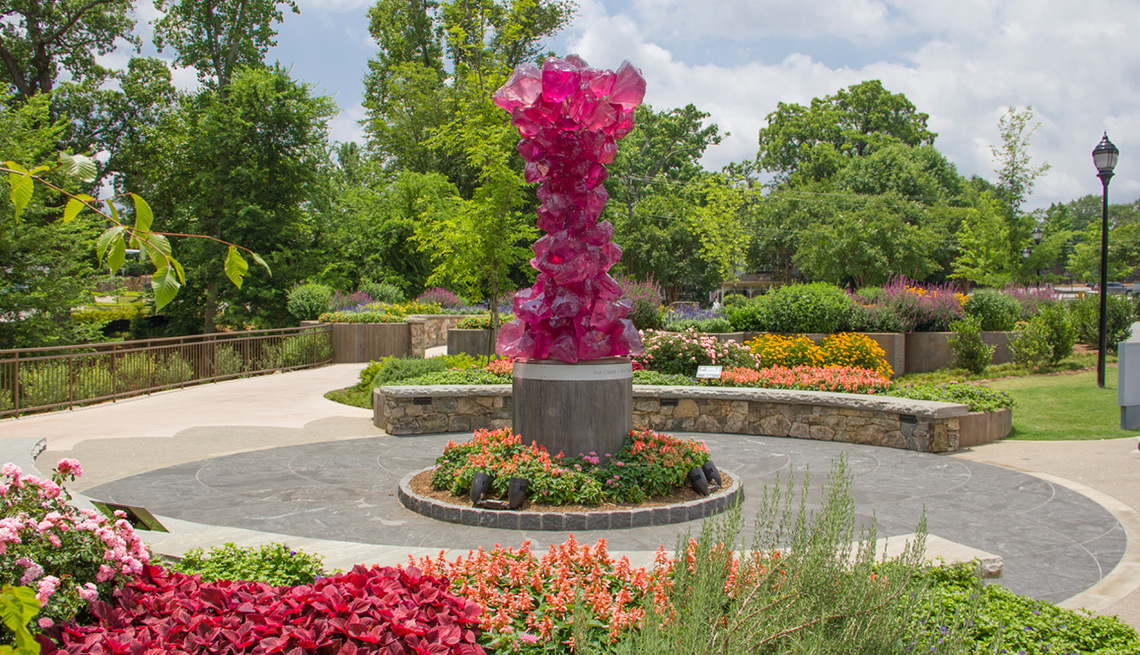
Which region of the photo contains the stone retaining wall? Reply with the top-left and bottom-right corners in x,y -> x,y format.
376,385 -> 977,453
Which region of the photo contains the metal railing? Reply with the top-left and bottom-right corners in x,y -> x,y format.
0,324 -> 333,418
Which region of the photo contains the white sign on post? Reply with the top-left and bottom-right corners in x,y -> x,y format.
695,365 -> 723,379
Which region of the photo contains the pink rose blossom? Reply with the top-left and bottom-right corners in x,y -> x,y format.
36,576 -> 59,603
56,459 -> 82,477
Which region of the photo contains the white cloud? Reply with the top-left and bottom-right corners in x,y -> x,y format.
328,104 -> 367,145
561,0 -> 1140,208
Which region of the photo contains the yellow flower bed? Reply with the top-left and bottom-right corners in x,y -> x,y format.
745,333 -> 892,378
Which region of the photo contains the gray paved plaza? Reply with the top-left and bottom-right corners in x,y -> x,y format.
2,363 -> 1139,626
84,429 -> 1122,603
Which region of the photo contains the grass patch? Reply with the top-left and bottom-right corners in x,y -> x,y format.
896,351 -> 1110,385
324,386 -> 371,409
989,369 -> 1136,441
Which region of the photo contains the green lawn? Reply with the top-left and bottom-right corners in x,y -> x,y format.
989,367 -> 1140,441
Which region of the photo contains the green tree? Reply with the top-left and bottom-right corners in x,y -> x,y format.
951,188 -> 1013,287
0,96 -> 103,348
317,163 -> 452,295
0,0 -> 138,101
756,80 -> 936,184
1067,199 -> 1140,282
793,194 -> 938,287
362,0 -> 575,327
990,106 -> 1051,282
605,103 -> 725,302
153,0 -> 299,90
125,67 -> 334,333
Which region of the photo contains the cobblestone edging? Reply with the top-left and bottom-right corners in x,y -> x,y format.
397,467 -> 744,531
376,386 -> 972,453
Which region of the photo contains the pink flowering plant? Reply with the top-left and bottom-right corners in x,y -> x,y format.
709,366 -> 892,395
0,459 -> 149,640
432,428 -> 711,506
634,328 -> 757,376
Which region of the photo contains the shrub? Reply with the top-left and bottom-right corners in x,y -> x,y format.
213,345 -> 245,377
1,460 -> 149,639
627,297 -> 663,331
456,313 -> 512,330
1070,293 -> 1134,353
852,286 -> 884,303
1038,302 -> 1077,364
819,332 -> 893,378
172,542 -> 326,586
282,332 -> 332,367
763,283 -> 853,334
886,383 -> 1014,413
1003,284 -> 1060,320
357,280 -> 404,304
1009,319 -> 1053,370
862,277 -> 965,333
415,287 -> 465,309
745,334 -> 823,368
662,317 -> 733,333
709,365 -> 892,394
635,329 -> 756,376
370,357 -> 453,387
724,295 -> 769,332
43,564 -> 485,654
948,316 -> 995,374
963,288 -> 1021,331
317,310 -> 402,323
383,300 -> 444,317
848,302 -> 907,333
617,275 -> 664,331
285,283 -> 332,321
328,290 -> 374,312
397,369 -> 511,386
632,370 -> 700,386
923,563 -> 1140,654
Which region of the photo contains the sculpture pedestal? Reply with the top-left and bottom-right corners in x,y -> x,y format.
512,358 -> 632,458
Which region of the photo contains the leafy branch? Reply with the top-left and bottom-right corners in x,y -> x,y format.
3,153 -> 270,310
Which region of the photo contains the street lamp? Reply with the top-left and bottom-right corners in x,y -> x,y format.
1093,132 -> 1120,388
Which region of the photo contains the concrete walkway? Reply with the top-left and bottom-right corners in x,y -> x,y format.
2,363 -> 1139,628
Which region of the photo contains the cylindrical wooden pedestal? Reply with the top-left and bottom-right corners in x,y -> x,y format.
512,358 -> 633,458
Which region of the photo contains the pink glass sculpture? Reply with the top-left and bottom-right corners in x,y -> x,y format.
493,57 -> 646,363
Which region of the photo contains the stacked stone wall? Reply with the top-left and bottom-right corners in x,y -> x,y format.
377,385 -> 970,453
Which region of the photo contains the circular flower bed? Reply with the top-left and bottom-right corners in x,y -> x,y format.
432,428 -> 711,506
398,428 -> 742,530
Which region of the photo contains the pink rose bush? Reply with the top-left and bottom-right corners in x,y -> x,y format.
633,328 -> 757,376
1,459 -> 149,639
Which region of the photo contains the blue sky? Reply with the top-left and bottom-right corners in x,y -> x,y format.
119,0 -> 1140,210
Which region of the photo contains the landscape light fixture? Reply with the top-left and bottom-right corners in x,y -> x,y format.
1093,132 -> 1119,388
1032,224 -> 1043,244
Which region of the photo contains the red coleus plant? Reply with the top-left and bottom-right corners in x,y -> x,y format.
39,564 -> 486,655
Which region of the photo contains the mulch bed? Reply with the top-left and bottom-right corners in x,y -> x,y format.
408,469 -> 734,514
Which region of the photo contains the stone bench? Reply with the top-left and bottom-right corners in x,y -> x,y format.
374,385 -> 1006,453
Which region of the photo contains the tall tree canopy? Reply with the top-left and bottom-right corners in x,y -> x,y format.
153,0 -> 299,89
756,80 -> 936,184
0,0 -> 138,101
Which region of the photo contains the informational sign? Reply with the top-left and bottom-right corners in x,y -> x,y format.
695,365 -> 723,379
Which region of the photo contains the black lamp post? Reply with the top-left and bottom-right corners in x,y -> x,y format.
1093,133 -> 1120,388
